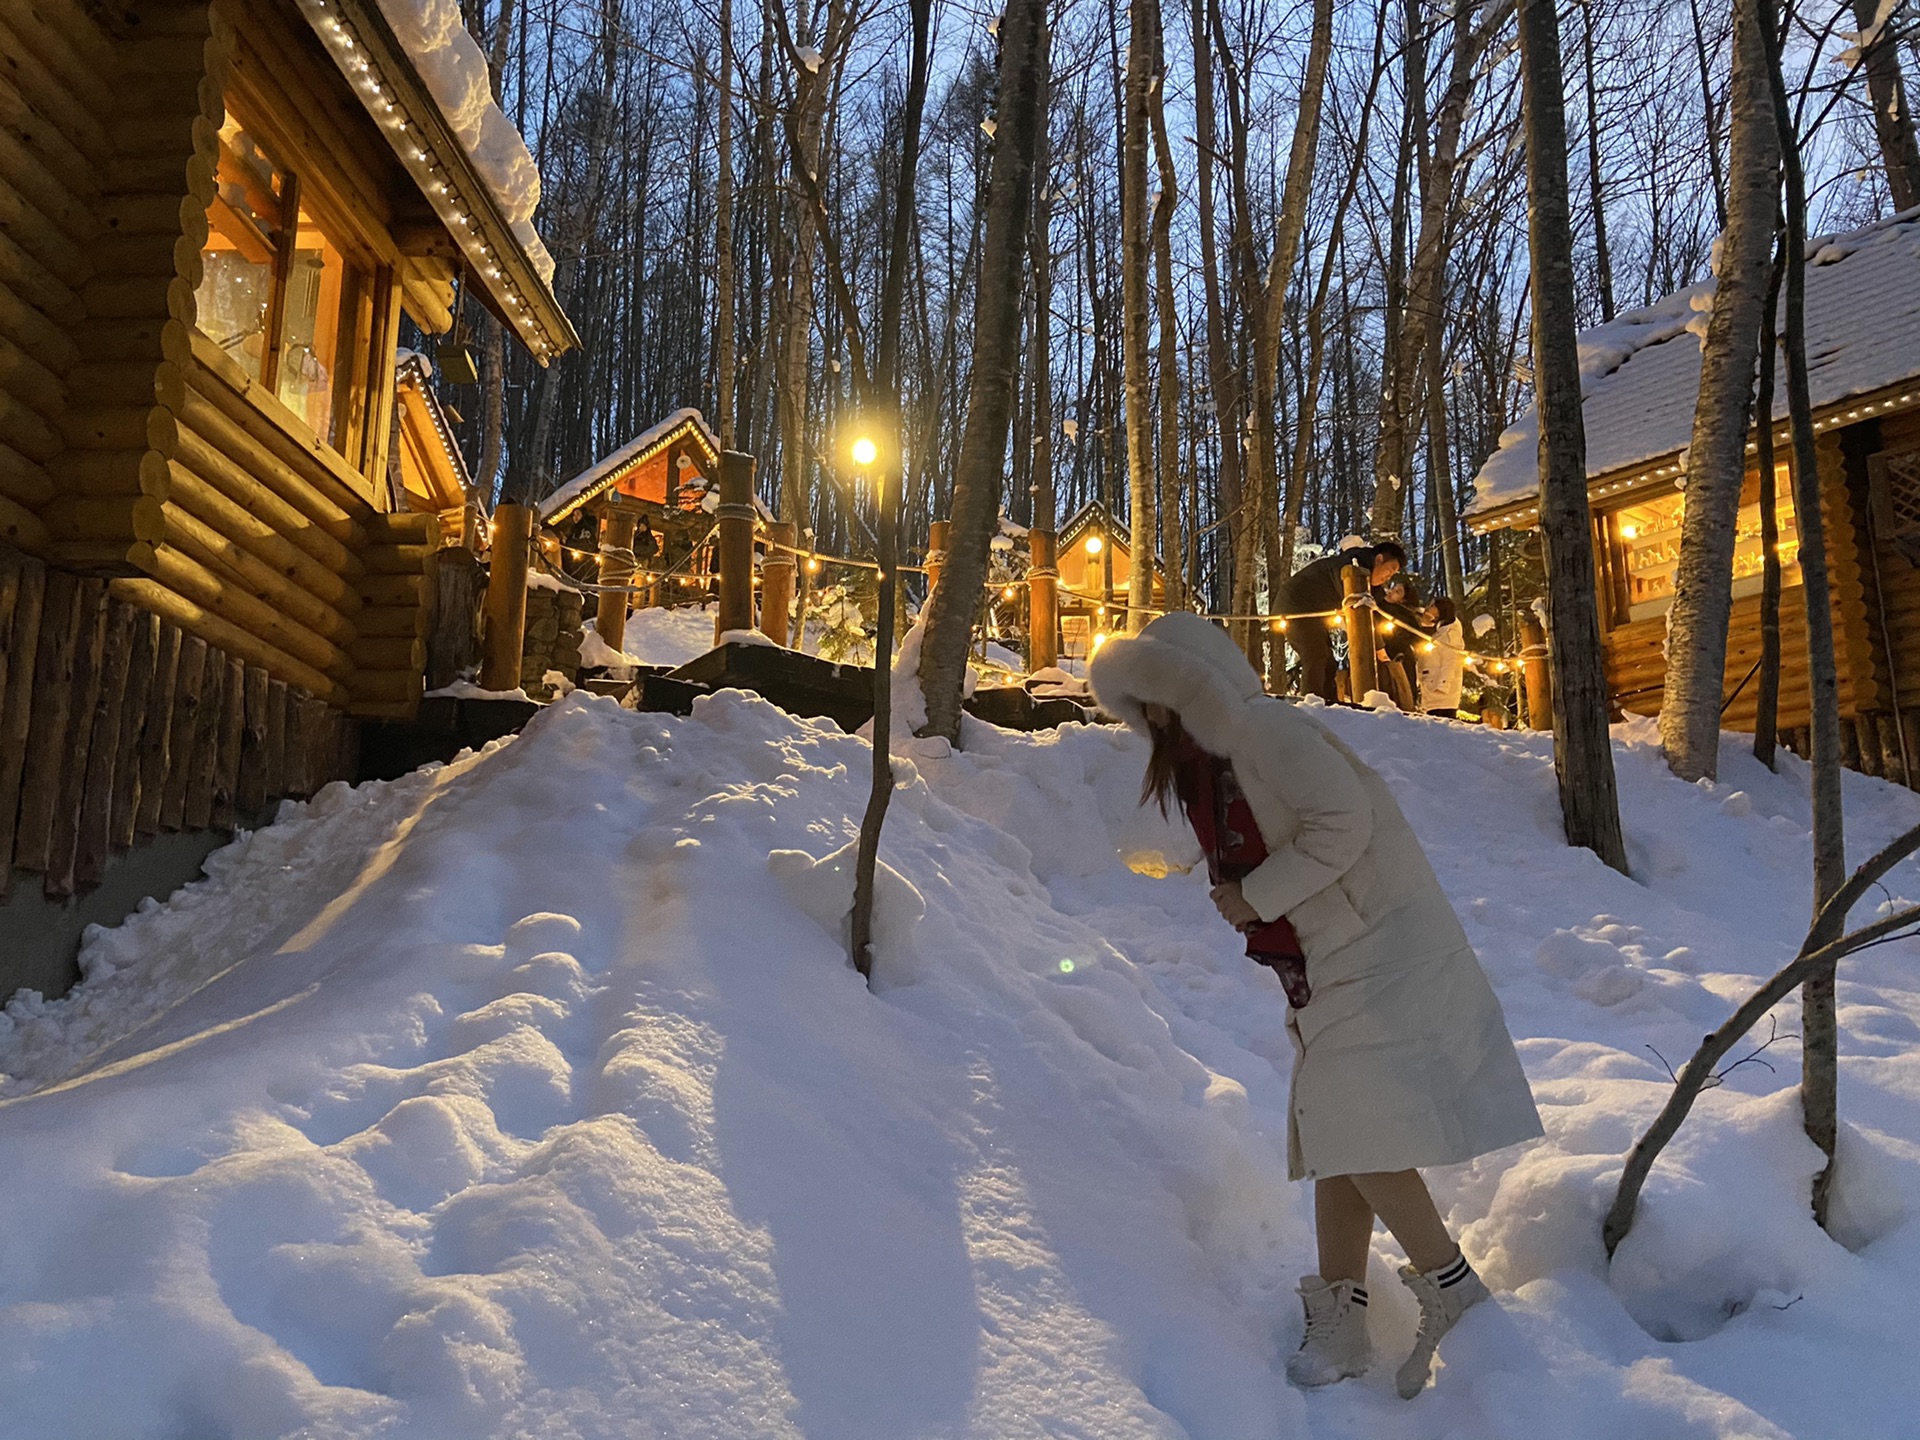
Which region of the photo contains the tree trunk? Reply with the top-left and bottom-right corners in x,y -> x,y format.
1427,308 -> 1467,604
1580,0 -> 1615,321
918,0 -> 1048,742
1369,2 -> 1420,542
1516,0 -> 1630,873
1248,0 -> 1334,624
1754,234 -> 1785,770
473,0 -> 516,526
1148,0 -> 1182,614
1766,0 -> 1847,1229
1687,0 -> 1728,228
714,0 -> 737,448
1852,0 -> 1920,210
846,0 -> 932,980
1281,6 -> 1390,579
1120,0 -> 1156,631
1660,0 -> 1780,782
1029,75 -> 1055,542
1191,0 -> 1243,616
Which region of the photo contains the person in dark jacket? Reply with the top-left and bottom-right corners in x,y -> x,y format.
1272,542 -> 1406,702
1376,576 -> 1424,710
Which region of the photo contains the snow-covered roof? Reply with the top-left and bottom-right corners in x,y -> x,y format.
1059,500 -> 1131,551
1467,208 -> 1920,524
539,410 -> 724,523
296,0 -> 576,362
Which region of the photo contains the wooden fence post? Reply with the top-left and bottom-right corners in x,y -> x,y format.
481,503 -> 532,692
714,450 -> 756,643
0,550 -> 46,894
1342,562 -> 1378,701
595,505 -> 638,656
1028,529 -> 1059,671
927,519 -> 951,599
762,519 -> 796,644
427,545 -> 485,691
134,623 -> 182,838
1521,614 -> 1553,730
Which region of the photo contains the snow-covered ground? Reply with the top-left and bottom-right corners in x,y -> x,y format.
3,697 -> 1918,1438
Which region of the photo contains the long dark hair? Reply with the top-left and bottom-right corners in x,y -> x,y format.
1141,710 -> 1187,818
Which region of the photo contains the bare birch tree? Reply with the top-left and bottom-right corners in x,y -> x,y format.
1765,0 -> 1846,1230
1517,0 -> 1629,873
918,0 -> 1050,741
1660,0 -> 1781,782
1120,0 -> 1156,631
1850,0 -> 1920,209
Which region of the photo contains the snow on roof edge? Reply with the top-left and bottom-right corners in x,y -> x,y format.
371,0 -> 555,285
539,410 -> 723,521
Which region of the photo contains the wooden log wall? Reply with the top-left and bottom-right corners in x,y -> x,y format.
0,0 -> 441,723
0,543 -> 353,903
0,0 -> 114,555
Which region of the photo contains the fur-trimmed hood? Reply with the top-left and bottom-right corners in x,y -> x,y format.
1087,612 -> 1266,754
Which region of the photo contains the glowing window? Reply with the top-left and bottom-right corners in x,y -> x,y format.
194,102 -> 370,452
1614,464 -> 1800,621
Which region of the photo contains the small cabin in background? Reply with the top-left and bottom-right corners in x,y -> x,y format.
1467,212 -> 1920,783
0,0 -> 572,983
1054,502 -> 1165,663
535,411 -> 726,656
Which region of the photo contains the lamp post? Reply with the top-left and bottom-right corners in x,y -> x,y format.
848,429 -> 897,981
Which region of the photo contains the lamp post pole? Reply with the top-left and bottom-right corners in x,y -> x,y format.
849,437 -> 896,981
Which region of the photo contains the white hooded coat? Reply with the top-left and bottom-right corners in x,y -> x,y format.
1416,619 -> 1467,712
1090,612 -> 1543,1180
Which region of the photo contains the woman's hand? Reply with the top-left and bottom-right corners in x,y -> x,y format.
1210,880 -> 1262,930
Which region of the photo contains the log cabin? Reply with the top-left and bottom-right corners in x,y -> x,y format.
0,0 -> 575,930
535,411 -> 734,654
1465,211 -> 1920,780
1054,501 -> 1165,664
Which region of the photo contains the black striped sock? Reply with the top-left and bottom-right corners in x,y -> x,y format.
1435,1254 -> 1472,1288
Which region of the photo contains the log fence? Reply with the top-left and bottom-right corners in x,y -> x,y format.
0,542 -> 354,904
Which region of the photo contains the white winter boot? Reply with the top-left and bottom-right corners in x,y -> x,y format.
1395,1250 -> 1490,1398
1285,1275 -> 1373,1387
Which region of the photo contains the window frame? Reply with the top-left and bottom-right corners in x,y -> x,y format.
1599,463 -> 1803,627
194,81 -> 394,481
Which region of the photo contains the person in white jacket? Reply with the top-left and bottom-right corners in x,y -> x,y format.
1089,612 -> 1542,1398
1415,597 -> 1467,718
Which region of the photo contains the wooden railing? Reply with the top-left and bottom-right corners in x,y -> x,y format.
0,543 -> 354,902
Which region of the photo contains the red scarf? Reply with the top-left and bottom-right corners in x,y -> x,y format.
1174,734 -> 1311,1007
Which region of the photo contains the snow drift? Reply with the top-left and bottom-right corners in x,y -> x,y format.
3,695 -> 1919,1438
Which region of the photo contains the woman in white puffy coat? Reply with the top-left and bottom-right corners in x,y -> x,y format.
1415,597 -> 1467,718
1089,612 -> 1541,1398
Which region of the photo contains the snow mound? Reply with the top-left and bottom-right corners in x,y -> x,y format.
3,700 -> 1920,1436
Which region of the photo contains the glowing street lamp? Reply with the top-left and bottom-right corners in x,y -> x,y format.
851,436 -> 879,467
1084,533 -> 1104,555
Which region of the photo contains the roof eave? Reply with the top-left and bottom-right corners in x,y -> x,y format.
543,416 -> 723,524
295,0 -> 580,363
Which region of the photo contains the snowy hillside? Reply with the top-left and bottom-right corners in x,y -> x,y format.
3,696 -> 1919,1438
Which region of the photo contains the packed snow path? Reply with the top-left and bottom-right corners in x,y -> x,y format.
3,695 -> 1918,1439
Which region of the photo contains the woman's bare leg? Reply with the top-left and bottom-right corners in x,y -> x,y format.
1348,1169 -> 1456,1273
1314,1176 -> 1375,1282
